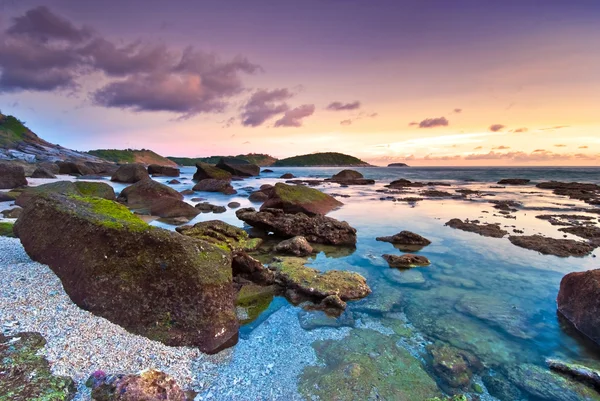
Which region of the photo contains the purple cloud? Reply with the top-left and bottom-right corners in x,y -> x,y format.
240,88 -> 293,127
7,6 -> 92,43
453,108 -> 462,113
326,101 -> 361,111
274,104 -> 315,127
489,124 -> 505,132
419,117 -> 449,128
340,119 -> 352,126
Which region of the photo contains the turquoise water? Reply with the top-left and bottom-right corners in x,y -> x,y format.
110,167 -> 600,399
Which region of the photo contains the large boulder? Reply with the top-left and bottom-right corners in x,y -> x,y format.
0,161 -> 27,189
148,164 -> 180,177
87,369 -> 189,401
57,161 -> 94,176
31,167 -> 57,179
84,161 -> 119,176
261,183 -> 343,216
216,157 -> 260,177
192,178 -> 236,195
15,180 -> 116,207
111,163 -> 150,183
73,181 -> 116,201
236,207 -> 357,246
149,198 -> 200,219
118,179 -> 183,210
557,269 -> 600,344
193,162 -> 232,181
176,220 -> 262,252
37,162 -> 60,174
14,193 -> 238,352
329,169 -> 374,185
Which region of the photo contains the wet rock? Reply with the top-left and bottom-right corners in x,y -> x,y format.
57,161 -> 94,176
546,358 -> 600,388
1,207 -> 22,218
118,179 -> 182,210
176,220 -> 262,252
167,179 -> 181,184
508,235 -> 595,257
328,169 -> 375,185
455,189 -> 480,196
0,191 -> 17,201
228,201 -> 241,209
490,200 -> 521,212
0,221 -> 15,237
421,189 -> 452,197
236,207 -> 357,245
280,173 -> 295,179
274,236 -> 313,256
376,230 -> 431,249
192,162 -> 232,181
194,202 -> 226,213
557,269 -> 600,345
262,169 -> 274,173
353,281 -> 403,313
384,268 -> 426,286
248,190 -> 269,202
87,368 -> 189,400
148,164 -> 180,177
498,178 -> 531,185
285,179 -> 324,186
180,189 -> 195,195
559,225 -> 600,240
216,157 -> 260,177
232,252 -> 275,285
15,193 -> 238,352
261,183 -> 343,216
110,163 -> 150,183
386,178 -> 425,188
482,373 -> 522,401
0,161 -> 27,189
537,181 -> 600,191
192,178 -> 236,195
236,283 -> 276,324
536,214 -> 595,226
445,218 -> 508,238
427,342 -> 483,389
16,180 -> 116,207
0,332 -> 76,400
537,181 -> 600,206
383,254 -> 431,268
149,198 -> 199,219
298,309 -> 355,330
31,167 -> 57,179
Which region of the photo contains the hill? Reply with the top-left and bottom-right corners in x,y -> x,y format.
88,149 -> 177,167
168,153 -> 277,167
388,163 -> 409,167
273,152 -> 370,167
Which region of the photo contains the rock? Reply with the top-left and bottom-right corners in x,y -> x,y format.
249,191 -> 269,202
236,283 -> 276,324
111,163 -> 150,183
482,373 -> 522,401
376,230 -> 431,249
498,178 -> 531,185
383,253 -> 431,268
228,201 -> 241,209
232,252 -> 275,285
167,179 -> 181,184
84,162 -> 119,176
270,256 -> 370,302
536,181 -> 600,206
546,358 -> 600,388
236,207 -> 357,245
176,220 -> 262,252
149,198 -> 200,219
261,183 -> 343,216
192,178 -> 236,195
15,193 -> 238,352
148,164 -> 180,177
298,309 -> 355,330
194,202 -> 226,213
1,207 -> 22,218
37,161 -> 60,174
274,236 -> 313,256
427,342 -> 482,388
0,332 -> 76,400
0,161 -> 27,189
508,235 -> 595,257
388,163 -> 409,167
491,200 -> 521,212
0,191 -> 17,201
87,369 -> 189,401
559,225 -> 600,240
262,169 -> 274,173
0,221 -> 15,237
386,178 -> 425,188
216,157 -> 260,177
118,179 -> 183,210
445,218 -> 508,238
536,214 -> 595,226
16,180 -> 116,207
73,181 -> 116,201
280,173 -> 295,179
557,269 -> 600,344
537,181 -> 600,191
180,189 -> 195,195
30,167 -> 57,179
384,268 -> 426,286
329,169 -> 374,185
353,281 -> 403,313
193,162 -> 232,181
259,183 -> 274,193
57,161 -> 94,176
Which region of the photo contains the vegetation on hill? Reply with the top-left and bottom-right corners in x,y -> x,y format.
0,113 -> 46,147
88,149 -> 177,166
273,152 -> 370,167
168,153 -> 277,167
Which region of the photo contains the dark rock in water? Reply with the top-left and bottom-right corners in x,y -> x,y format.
216,157 -> 260,177
261,182 -> 343,216
386,178 -> 425,189
180,189 -> 195,195
111,163 -> 150,183
0,161 -> 27,189
87,369 -> 189,401
498,178 -> 531,185
149,198 -> 199,219
328,169 -> 374,185
508,235 -> 595,257
559,225 -> 600,240
558,269 -> 600,344
421,189 -> 452,197
0,332 -> 76,400
262,169 -> 274,173
236,207 -> 357,245
14,193 -> 238,352
148,164 -> 180,177
383,253 -> 430,268
118,179 -> 182,210
482,373 -> 522,401
57,161 -> 94,176
298,309 -> 355,330
274,236 -> 313,256
31,167 -> 57,179
537,181 -> 600,206
376,230 -> 431,248
1,207 -> 21,218
259,183 -> 274,193
445,218 -> 508,238
546,358 -> 600,389
491,200 -> 521,212
0,221 -> 14,237
455,189 -> 480,195
176,220 -> 262,252
193,162 -> 232,181
167,179 -> 181,184
537,181 -> 600,191
228,201 -> 241,209
427,342 -> 483,389
16,180 -> 115,207
232,252 -> 275,285
194,202 -> 226,213
192,178 -> 236,195
536,214 -> 595,226
280,173 -> 295,179
249,190 -> 269,202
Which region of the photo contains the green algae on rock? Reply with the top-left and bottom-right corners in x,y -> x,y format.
14,193 -> 238,353
236,283 -> 276,325
299,329 -> 442,401
426,342 -> 483,390
0,221 -> 15,237
73,181 -> 116,200
0,332 -> 76,401
176,220 -> 262,252
193,162 -> 232,181
383,253 -> 431,268
261,182 -> 343,216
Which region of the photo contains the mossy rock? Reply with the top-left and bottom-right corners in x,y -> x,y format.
236,284 -> 276,324
176,220 -> 262,252
0,221 -> 15,237
117,179 -> 183,210
193,162 -> 232,181
299,329 -> 442,401
73,181 -> 116,200
15,181 -> 80,207
0,332 -> 76,401
261,183 -> 343,215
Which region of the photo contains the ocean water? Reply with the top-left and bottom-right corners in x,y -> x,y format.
15,166 -> 600,400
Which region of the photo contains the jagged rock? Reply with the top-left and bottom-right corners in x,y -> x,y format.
558,269 -> 600,344
445,218 -> 508,238
509,235 -> 595,257
261,183 -> 343,215
194,202 -> 226,213
176,220 -> 262,252
193,162 -> 232,181
148,164 -> 180,177
15,193 -> 238,352
111,163 -> 150,183
232,252 -> 275,285
57,161 -> 94,176
31,167 -> 56,179
216,157 -> 260,177
0,161 -> 27,189
192,178 -> 236,195
236,207 -> 357,245
383,254 -> 431,268
274,236 -> 313,256
118,179 -> 182,210
559,225 -> 600,240
86,369 -> 189,401
498,178 -> 531,185
422,190 -> 452,197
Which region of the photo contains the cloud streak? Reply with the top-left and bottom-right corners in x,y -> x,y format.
489,124 -> 505,132
274,104 -> 315,127
418,117 -> 449,128
326,101 -> 360,111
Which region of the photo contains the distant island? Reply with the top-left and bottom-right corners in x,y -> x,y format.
273,152 -> 370,167
88,149 -> 177,167
388,163 -> 409,167
168,153 -> 277,167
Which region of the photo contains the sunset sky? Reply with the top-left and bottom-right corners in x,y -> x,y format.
0,0 -> 599,166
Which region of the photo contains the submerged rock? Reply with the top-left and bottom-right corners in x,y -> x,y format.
557,269 -> 600,345
193,162 -> 232,181
15,193 -> 238,353
236,283 -> 276,325
498,178 -> 531,185
274,236 -> 313,256
87,369 -> 189,401
111,163 -> 150,183
192,178 -> 236,195
481,373 -> 522,401
386,178 -> 425,188
0,221 -> 15,237
427,342 -> 483,389
0,161 -> 27,189
148,164 -> 180,177
546,358 -> 600,389
261,183 -> 343,215
118,179 -> 182,210
559,225 -> 600,240
383,253 -> 431,268
216,157 -> 260,177
176,220 -> 262,252
508,235 -> 595,257
445,218 -> 508,238
232,252 -> 275,285
236,207 -> 357,245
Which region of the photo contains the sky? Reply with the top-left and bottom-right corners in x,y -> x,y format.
0,0 -> 599,166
